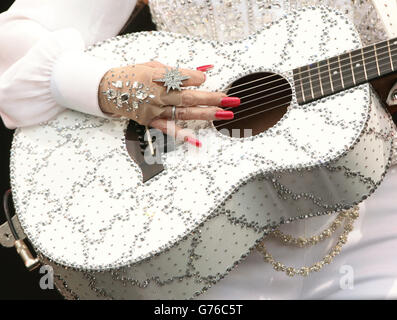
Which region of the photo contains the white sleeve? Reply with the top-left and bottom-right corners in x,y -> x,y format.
0,0 -> 137,129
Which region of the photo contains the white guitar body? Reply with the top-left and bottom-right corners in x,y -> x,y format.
8,7 -> 396,299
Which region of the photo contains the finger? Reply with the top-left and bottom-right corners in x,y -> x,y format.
152,67 -> 207,87
160,106 -> 234,121
159,90 -> 238,108
149,118 -> 202,147
180,90 -> 237,107
139,60 -> 166,69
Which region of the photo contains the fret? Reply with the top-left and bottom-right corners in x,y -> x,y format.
350,48 -> 366,85
349,52 -> 356,85
328,56 -> 343,92
387,40 -> 394,71
374,41 -> 392,76
318,59 -> 333,96
317,61 -> 324,96
361,47 -> 368,80
388,39 -> 397,71
300,68 -> 306,103
339,52 -> 354,89
293,68 -> 305,104
308,63 -> 321,100
361,45 -> 379,79
374,44 -> 381,76
375,41 -> 395,75
309,67 -> 315,99
327,58 -> 334,93
293,37 -> 397,106
337,55 -> 345,88
299,65 -> 313,102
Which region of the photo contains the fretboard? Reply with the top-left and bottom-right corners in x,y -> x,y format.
293,38 -> 397,105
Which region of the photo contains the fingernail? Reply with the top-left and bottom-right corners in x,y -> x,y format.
221,97 -> 240,107
215,111 -> 234,120
196,64 -> 214,72
185,137 -> 202,148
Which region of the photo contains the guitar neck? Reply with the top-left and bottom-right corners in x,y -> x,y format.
293,37 -> 397,105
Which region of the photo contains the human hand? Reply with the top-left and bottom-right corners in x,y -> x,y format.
98,61 -> 240,147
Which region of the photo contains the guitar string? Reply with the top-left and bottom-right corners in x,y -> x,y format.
214,99 -> 289,128
225,39 -> 397,94
224,49 -> 396,110
229,45 -> 397,104
224,94 -> 290,118
224,62 -> 390,115
215,91 -> 337,128
224,41 -> 397,94
215,100 -> 289,129
215,58 -> 396,128
229,60 -> 392,120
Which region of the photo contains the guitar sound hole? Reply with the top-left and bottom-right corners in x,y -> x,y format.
214,72 -> 292,137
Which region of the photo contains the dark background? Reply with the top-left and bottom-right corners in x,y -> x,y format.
0,0 -> 155,300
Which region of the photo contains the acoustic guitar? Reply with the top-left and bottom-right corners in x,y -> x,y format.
1,6 -> 396,299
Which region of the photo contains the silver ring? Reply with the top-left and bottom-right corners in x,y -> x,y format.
171,106 -> 177,121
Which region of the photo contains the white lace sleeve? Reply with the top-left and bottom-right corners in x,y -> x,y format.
0,0 -> 138,128
0,28 -> 113,128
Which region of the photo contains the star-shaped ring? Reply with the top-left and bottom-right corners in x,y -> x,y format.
153,66 -> 191,93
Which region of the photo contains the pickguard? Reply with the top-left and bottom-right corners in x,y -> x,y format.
125,121 -> 165,182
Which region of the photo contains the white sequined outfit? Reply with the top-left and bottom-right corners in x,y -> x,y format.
147,0 -> 397,299
149,0 -> 388,44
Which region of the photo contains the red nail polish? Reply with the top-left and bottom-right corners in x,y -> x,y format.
196,65 -> 214,72
185,137 -> 202,148
221,97 -> 240,107
215,111 -> 234,120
